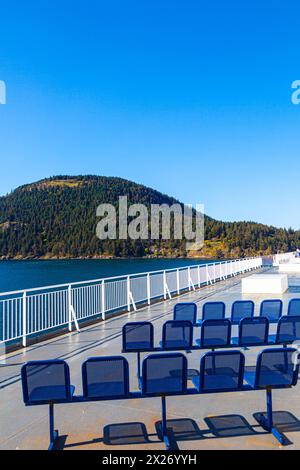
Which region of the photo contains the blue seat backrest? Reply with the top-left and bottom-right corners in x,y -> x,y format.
199,350 -> 245,392
260,299 -> 283,322
231,301 -> 254,323
122,322 -> 154,351
202,302 -> 226,321
141,353 -> 187,395
253,348 -> 299,388
200,319 -> 231,348
21,360 -> 72,404
288,299 -> 300,316
82,356 -> 129,399
162,321 -> 193,350
276,316 -> 300,344
238,317 -> 269,346
173,303 -> 197,324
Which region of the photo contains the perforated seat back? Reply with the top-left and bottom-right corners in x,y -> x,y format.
142,353 -> 187,395
288,299 -> 300,316
260,300 -> 283,322
82,356 -> 129,399
254,348 -> 299,388
238,317 -> 269,346
276,316 -> 300,344
173,303 -> 197,324
200,319 -> 231,348
162,321 -> 193,349
199,351 -> 245,392
122,322 -> 154,351
231,301 -> 254,323
21,360 -> 71,404
202,302 -> 226,321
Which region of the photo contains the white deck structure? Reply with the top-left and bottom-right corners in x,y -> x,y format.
242,273 -> 288,294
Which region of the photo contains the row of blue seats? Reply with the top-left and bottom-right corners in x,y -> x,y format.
21,346 -> 299,450
175,298 -> 300,325
122,315 -> 300,353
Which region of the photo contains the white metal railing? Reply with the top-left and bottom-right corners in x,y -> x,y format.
0,257 -> 263,349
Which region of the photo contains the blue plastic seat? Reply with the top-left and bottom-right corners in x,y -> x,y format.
161,321 -> 193,350
231,301 -> 254,324
260,300 -> 283,323
82,356 -> 130,399
141,352 -> 188,450
244,347 -> 300,445
202,302 -> 226,322
232,317 -> 269,347
21,360 -> 74,404
198,319 -> 231,348
21,359 -> 75,451
273,316 -> 300,344
122,322 -> 154,352
141,353 -> 187,395
173,303 -> 197,325
193,350 -> 245,392
244,348 -> 299,389
288,299 -> 300,316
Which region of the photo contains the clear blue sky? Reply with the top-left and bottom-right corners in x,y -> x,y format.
0,1 -> 299,228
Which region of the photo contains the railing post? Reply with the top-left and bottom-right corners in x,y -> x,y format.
127,276 -> 131,312
163,271 -> 167,300
197,265 -> 201,288
101,280 -> 106,320
188,267 -> 191,291
213,263 -> 216,283
22,291 -> 27,347
147,273 -> 151,305
68,285 -> 72,332
206,264 -> 211,285
176,269 -> 180,295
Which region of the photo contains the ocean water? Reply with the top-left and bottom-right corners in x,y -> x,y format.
0,258 -> 217,293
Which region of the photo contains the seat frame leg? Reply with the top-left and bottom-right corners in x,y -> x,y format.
137,352 -> 141,380
256,388 -> 287,446
160,396 -> 178,451
48,402 -> 59,451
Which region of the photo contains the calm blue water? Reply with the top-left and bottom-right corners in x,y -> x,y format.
0,258 -> 217,293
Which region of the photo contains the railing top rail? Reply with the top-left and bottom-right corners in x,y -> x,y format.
0,256 -> 262,298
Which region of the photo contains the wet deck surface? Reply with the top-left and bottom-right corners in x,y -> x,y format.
1,267 -> 300,450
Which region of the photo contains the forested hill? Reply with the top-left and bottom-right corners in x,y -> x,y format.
0,175 -> 298,259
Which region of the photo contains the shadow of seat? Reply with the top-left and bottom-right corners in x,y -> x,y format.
103,422 -> 151,445
204,414 -> 262,438
155,418 -> 203,442
253,411 -> 300,434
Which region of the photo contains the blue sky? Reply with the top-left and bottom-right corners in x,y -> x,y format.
0,1 -> 299,228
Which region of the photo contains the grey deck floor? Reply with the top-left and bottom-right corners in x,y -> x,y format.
1,268 -> 300,451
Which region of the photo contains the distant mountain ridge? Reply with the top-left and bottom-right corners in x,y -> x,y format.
0,175 -> 298,259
